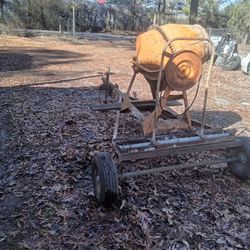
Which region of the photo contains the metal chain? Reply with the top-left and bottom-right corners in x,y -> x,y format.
153,25 -> 176,54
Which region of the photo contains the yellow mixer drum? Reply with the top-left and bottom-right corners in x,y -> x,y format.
135,24 -> 211,92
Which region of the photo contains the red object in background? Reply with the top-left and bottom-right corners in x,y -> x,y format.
98,0 -> 106,5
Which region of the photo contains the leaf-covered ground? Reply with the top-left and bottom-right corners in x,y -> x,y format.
0,35 -> 250,249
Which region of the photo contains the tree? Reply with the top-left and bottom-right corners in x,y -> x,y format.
228,0 -> 250,43
201,0 -> 228,27
0,0 -> 5,19
183,0 -> 228,27
10,0 -> 63,29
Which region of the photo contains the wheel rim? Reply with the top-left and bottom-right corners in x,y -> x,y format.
95,174 -> 101,197
93,166 -> 101,199
238,152 -> 248,164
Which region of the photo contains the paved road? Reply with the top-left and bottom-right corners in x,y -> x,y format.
0,28 -> 136,41
78,32 -> 136,41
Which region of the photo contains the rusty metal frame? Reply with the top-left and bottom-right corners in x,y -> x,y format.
119,157 -> 238,179
113,133 -> 241,161
93,36 -> 242,179
112,131 -> 242,178
152,37 -> 215,141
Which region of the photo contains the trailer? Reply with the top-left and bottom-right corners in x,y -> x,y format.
90,25 -> 250,207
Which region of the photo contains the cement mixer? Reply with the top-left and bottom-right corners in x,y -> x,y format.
134,24 -> 211,94
90,24 -> 250,207
121,23 -> 213,135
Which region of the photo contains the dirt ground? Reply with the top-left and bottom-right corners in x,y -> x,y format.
0,35 -> 250,249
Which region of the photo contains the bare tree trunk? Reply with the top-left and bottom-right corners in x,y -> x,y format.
153,13 -> 157,25
244,33 -> 249,44
105,10 -> 109,30
27,0 -> 32,28
67,19 -> 70,33
189,0 -> 199,24
162,0 -> 166,14
157,0 -> 161,25
72,5 -> 75,37
0,3 -> 3,20
40,6 -> 46,29
130,0 -> 137,31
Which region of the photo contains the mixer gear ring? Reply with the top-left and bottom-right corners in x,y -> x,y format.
153,25 -> 176,54
165,50 -> 202,91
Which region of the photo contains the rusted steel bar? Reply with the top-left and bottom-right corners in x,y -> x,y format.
182,90 -> 192,127
121,71 -> 137,111
118,133 -> 231,151
129,105 -> 145,122
117,139 -> 241,162
90,100 -> 182,111
152,51 -> 165,141
104,68 -> 110,103
113,96 -> 122,141
201,45 -> 215,135
100,78 -> 124,97
119,157 -> 237,178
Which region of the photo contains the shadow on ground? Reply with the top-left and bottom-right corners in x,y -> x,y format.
63,36 -> 136,50
191,110 -> 242,129
0,48 -> 90,72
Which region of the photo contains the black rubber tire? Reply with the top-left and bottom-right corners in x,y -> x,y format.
91,152 -> 119,207
215,55 -> 225,66
222,55 -> 241,70
229,137 -> 250,180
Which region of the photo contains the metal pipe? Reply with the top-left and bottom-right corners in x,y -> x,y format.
152,51 -> 165,141
119,157 -> 237,178
113,96 -> 122,141
119,133 -> 230,151
201,44 -> 215,135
